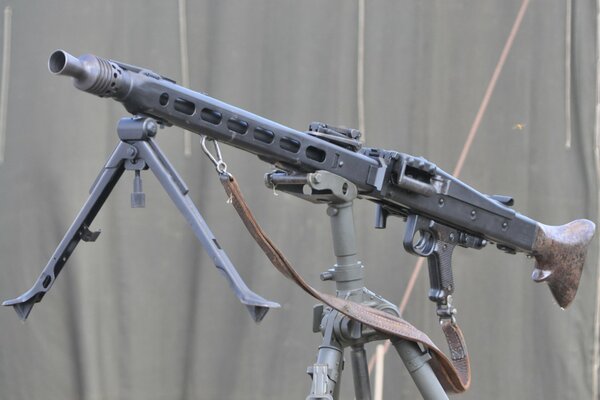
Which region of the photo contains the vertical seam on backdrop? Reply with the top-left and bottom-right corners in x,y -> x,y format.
357,0 -> 366,140
178,0 -> 192,157
565,0 -> 572,149
0,6 -> 12,164
373,344 -> 385,400
353,6 -> 368,398
591,0 -> 600,397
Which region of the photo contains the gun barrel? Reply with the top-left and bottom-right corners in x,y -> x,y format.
48,50 -> 84,78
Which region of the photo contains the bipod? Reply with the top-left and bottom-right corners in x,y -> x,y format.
267,170 -> 448,400
3,116 -> 280,322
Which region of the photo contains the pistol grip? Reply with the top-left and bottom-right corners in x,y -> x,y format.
403,214 -> 457,304
426,241 -> 457,303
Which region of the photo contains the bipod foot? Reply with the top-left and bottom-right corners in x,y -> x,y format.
240,295 -> 280,323
3,290 -> 44,320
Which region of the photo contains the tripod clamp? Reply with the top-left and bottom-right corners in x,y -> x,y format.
3,116 -> 280,322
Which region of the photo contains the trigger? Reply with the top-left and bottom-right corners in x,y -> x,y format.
414,230 -> 435,255
403,214 -> 435,257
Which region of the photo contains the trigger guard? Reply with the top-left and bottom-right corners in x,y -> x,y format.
413,229 -> 436,256
403,214 -> 437,257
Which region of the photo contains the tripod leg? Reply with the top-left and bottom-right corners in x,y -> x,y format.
135,139 -> 279,322
391,339 -> 449,400
3,141 -> 132,319
307,310 -> 343,400
307,344 -> 343,400
350,345 -> 372,400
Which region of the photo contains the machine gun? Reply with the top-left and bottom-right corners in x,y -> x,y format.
30,50 -> 594,305
3,50 -> 596,399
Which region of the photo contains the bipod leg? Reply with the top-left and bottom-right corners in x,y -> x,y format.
3,141 -> 133,319
134,138 -> 279,322
391,339 -> 448,400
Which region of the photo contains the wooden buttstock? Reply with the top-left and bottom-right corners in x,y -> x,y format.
531,219 -> 595,308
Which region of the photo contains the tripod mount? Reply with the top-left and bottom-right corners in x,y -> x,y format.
267,171 -> 450,400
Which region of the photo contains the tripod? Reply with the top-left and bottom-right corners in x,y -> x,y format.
267,171 -> 449,400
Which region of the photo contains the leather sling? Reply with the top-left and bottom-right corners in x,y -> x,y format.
220,175 -> 471,393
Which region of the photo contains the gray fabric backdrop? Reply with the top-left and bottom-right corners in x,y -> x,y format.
0,1 -> 597,399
